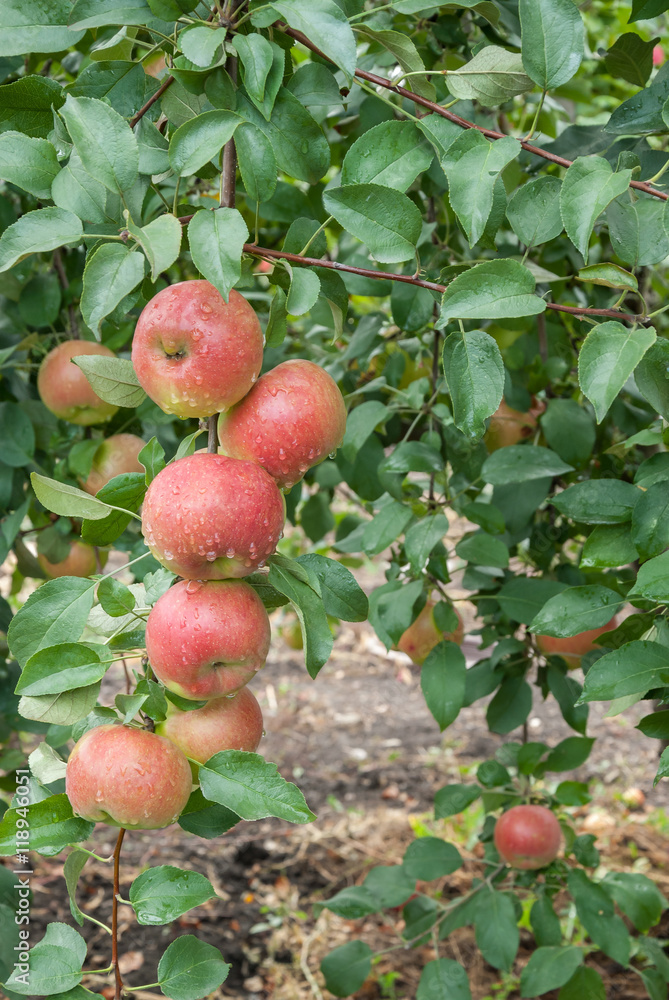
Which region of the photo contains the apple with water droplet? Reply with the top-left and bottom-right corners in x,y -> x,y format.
37,340 -> 119,425
156,685 -> 264,770
141,453 -> 285,579
132,280 -> 264,418
494,805 -> 562,869
396,600 -> 464,666
66,725 -> 192,830
82,433 -> 145,495
145,579 -> 271,700
218,359 -> 347,490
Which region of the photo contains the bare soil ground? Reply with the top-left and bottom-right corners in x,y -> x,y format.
21,618 -> 669,1000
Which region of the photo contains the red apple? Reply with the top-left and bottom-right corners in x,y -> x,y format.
37,340 -> 119,425
141,453 -> 285,579
131,280 -> 264,418
218,359 -> 347,490
37,540 -> 98,579
494,804 -> 562,870
654,45 -> 664,66
145,579 -> 271,699
82,433 -> 145,495
65,724 -> 192,830
484,398 -> 545,453
534,616 -> 617,669
156,685 -> 264,765
396,601 -> 464,666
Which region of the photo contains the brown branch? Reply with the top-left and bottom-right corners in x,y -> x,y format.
278,24 -> 668,203
129,75 -> 175,129
112,828 -> 126,1000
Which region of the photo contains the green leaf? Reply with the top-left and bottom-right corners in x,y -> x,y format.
0,207 -> 82,273
438,260 -> 545,325
287,62 -> 342,108
16,643 -> 111,696
405,514 -> 451,575
323,183 -> 422,264
543,736 -> 594,772
8,577 -> 96,667
578,321 -> 656,423
323,886 -> 381,919
558,967 -> 605,1000
238,88 -> 330,184
0,795 -> 94,858
601,872 -> 667,933
637,710 -> 669,739
127,212 -> 182,282
188,208 -> 248,303
421,641 -> 466,731
29,742 -> 67,784
482,445 -> 573,486
169,110 -> 242,177
635,338 -> 669,421
199,751 -> 315,823
519,0 -> 584,89
496,578 -> 567,625
560,157 -> 632,262
235,122 -> 277,202
69,0 -> 153,28
443,132 -> 520,247
417,959 -> 471,1000
580,524 -> 638,569
5,922 -> 85,994
52,151 -> 117,225
474,890 -> 519,971
0,1 -> 85,56
630,0 -> 669,19
31,473 -> 114,521
631,549 -> 669,602
606,33 -> 657,87
157,937 -> 230,1000
69,60 -> 147,119
232,33 -> 273,103
178,788 -> 240,840
519,946 -> 584,998
447,45 -> 532,105
130,866 -> 216,925
442,329 -> 504,438
507,176 -> 563,248
403,837 -> 462,880
631,481 -> 669,561
487,676 -> 533,734
63,850 -> 88,927
321,942 -> 372,998
456,532 -> 509,568
60,95 -> 138,194
341,120 -> 433,192
577,263 -> 638,292
180,24 -> 226,68
268,555 -> 333,676
553,479 -> 641,524
0,132 -> 59,199
356,26 -> 434,100
607,196 -> 669,268
295,554 -> 368,621
81,472 -> 147,546
265,286 -> 287,347
0,76 -> 66,139
98,578 -> 136,618
73,355 -> 146,408
530,895 -> 562,947
269,0 -> 357,82
529,586 -> 622,638
19,685 -> 101,726
540,399 -> 596,467
0,404 -> 34,467
433,783 -> 480,818
580,641 -> 669,702
286,265 -> 320,315
567,869 -> 631,966
606,72 -> 669,136
136,117 -> 169,175
80,243 -> 147,335
363,865 -> 416,907
342,401 -> 390,461
368,579 -> 423,648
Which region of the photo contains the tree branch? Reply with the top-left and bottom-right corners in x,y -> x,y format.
112,828 -> 126,1000
278,24 -> 668,204
129,75 -> 175,129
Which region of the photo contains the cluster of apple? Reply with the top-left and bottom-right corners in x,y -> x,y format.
59,279 -> 346,830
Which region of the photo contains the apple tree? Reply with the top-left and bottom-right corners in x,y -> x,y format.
0,0 -> 669,997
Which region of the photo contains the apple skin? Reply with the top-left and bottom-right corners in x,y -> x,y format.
37,340 -> 119,426
535,616 -> 618,669
218,359 -> 347,490
145,579 -> 271,699
131,280 -> 264,419
494,805 -> 562,870
141,452 -> 285,579
484,398 -> 545,453
396,601 -> 464,666
654,45 -> 665,66
37,540 -> 98,579
65,724 -> 192,830
156,686 -> 264,768
82,433 -> 145,495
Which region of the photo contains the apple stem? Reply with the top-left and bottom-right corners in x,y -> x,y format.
207,415 -> 218,453
111,827 -> 127,1000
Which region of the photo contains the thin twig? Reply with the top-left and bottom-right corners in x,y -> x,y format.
112,828 -> 126,1000
52,249 -> 79,339
129,75 -> 175,129
278,23 -> 668,203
